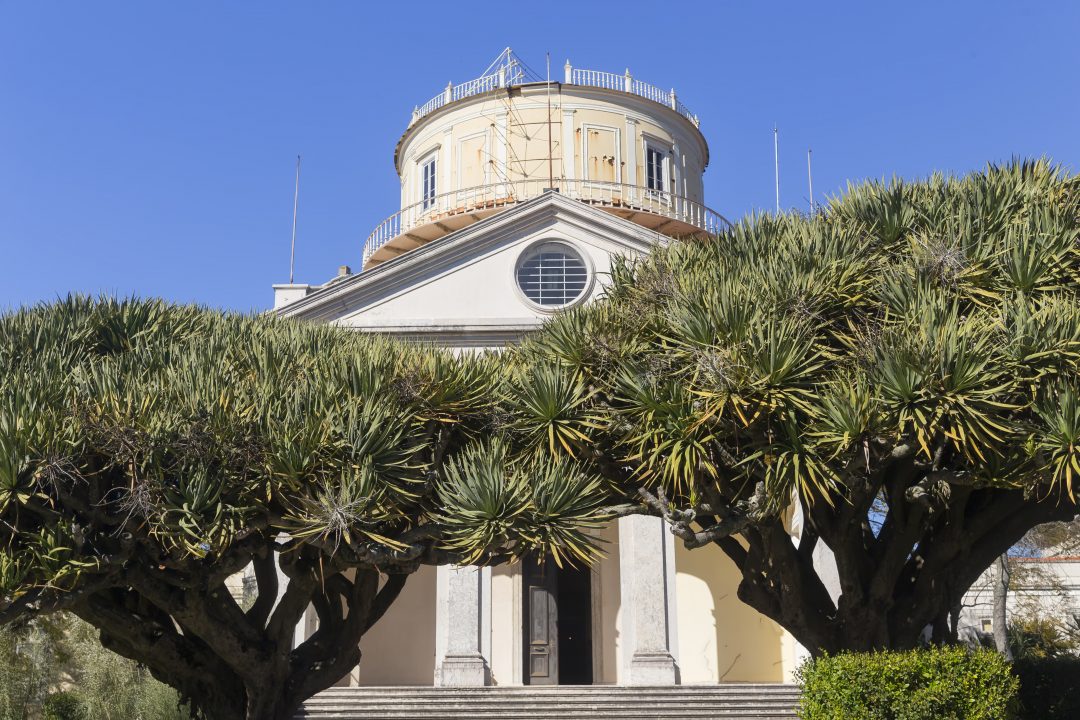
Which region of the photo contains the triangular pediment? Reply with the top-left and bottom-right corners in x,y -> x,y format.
275,193 -> 665,346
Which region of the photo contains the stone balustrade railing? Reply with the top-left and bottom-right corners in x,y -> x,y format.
409,61 -> 699,127
363,178 -> 728,266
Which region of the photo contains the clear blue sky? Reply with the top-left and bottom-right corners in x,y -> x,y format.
3,1 -> 1078,312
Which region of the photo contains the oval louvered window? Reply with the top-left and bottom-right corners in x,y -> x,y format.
516,243 -> 589,308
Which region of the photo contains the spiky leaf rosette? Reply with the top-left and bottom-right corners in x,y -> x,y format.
0,296 -> 565,720
511,159 -> 1080,653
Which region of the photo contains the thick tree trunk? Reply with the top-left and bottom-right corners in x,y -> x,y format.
993,553 -> 1013,662
70,545 -> 409,720
707,478 -> 1077,656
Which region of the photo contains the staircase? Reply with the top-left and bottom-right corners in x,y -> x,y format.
298,684 -> 801,719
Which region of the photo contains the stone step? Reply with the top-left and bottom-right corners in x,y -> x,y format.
298,685 -> 801,719
310,688 -> 800,698
299,710 -> 797,720
299,712 -> 797,719
314,683 -> 797,690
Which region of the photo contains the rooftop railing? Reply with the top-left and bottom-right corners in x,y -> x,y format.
409,60 -> 700,128
363,178 -> 728,266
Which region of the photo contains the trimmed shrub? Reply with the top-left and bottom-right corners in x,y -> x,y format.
1013,656 -> 1080,720
796,646 -> 1018,720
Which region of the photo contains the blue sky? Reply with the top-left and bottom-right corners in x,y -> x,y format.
3,2 -> 1078,312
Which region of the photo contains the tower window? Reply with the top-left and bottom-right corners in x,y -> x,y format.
421,155 -> 437,209
516,243 -> 589,308
646,146 -> 666,192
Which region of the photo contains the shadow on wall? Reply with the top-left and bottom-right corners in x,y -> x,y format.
352,565 -> 438,686
675,543 -> 784,683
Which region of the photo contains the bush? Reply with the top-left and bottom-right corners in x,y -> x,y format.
796,645 -> 1018,719
1013,656 -> 1080,720
42,692 -> 84,720
1008,616 -> 1078,660
0,614 -> 187,720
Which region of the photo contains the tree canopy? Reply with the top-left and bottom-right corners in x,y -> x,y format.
0,298 -> 607,719
2,159 -> 1079,717
506,158 -> 1080,652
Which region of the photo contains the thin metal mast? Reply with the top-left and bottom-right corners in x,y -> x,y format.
773,126 -> 780,213
289,154 -> 301,284
807,148 -> 814,214
546,52 -> 554,189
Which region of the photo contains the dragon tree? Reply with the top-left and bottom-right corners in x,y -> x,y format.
0,298 -> 609,720
503,159 -> 1080,654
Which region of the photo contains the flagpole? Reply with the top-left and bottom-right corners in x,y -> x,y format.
289,154 -> 301,284
773,126 -> 780,213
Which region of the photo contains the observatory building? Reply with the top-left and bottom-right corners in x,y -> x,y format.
273,50 -> 801,689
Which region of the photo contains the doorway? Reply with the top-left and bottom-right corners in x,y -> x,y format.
522,554 -> 593,685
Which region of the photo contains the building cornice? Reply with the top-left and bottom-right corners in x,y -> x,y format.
276,192 -> 663,324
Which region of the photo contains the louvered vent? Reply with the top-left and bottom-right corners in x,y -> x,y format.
516,244 -> 589,307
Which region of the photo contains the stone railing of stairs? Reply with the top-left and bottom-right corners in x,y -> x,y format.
297,684 -> 802,719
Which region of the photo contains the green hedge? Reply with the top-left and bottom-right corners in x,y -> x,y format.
796,646 -> 1018,720
1013,656 -> 1080,720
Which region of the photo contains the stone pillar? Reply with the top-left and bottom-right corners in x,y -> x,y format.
619,515 -> 679,685
441,127 -> 453,211
562,109 -> 576,185
496,111 -> 508,196
624,117 -> 638,202
435,565 -> 490,686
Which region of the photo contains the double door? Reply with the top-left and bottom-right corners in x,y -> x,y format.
522,555 -> 593,685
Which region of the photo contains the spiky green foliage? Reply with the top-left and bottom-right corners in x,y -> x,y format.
0,297 -> 609,720
512,159 -> 1080,653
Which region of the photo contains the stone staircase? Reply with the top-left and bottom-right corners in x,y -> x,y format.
298,684 -> 801,719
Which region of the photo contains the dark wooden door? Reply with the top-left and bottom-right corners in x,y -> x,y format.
523,555 -> 558,685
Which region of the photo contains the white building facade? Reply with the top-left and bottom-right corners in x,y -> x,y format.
274,51 -> 801,688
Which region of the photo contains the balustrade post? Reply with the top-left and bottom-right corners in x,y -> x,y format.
669,88 -> 677,111
498,65 -> 506,88
564,60 -> 572,84
624,69 -> 633,93
444,82 -> 453,104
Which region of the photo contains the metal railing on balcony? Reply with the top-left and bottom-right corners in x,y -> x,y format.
409,49 -> 700,128
363,179 -> 729,266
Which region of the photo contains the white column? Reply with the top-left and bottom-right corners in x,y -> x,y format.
435,565 -> 490,686
671,141 -> 682,204
441,128 -> 453,211
495,111 -> 508,196
562,109 -> 576,186
624,117 -> 638,202
619,515 -> 680,685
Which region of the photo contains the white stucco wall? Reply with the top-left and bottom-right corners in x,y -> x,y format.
960,557 -> 1080,640
351,565 -> 438,686
674,542 -> 787,683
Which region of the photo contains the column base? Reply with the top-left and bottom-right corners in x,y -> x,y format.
437,654 -> 489,687
628,651 -> 679,685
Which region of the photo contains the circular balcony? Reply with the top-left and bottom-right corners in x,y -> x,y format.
362,179 -> 730,269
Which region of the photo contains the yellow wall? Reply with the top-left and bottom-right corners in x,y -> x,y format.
595,522 -> 622,684
352,565 -> 437,685
675,542 -> 785,683
489,562 -> 518,685
397,86 -> 707,210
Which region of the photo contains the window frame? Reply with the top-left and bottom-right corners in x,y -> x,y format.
512,240 -> 594,313
418,150 -> 438,210
643,140 -> 670,194
580,123 -> 622,185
